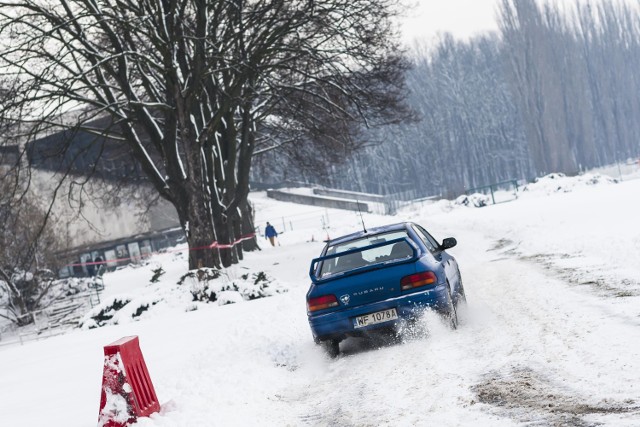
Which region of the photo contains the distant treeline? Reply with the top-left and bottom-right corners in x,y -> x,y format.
252,0 -> 640,198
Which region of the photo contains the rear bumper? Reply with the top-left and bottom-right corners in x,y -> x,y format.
308,284 -> 449,342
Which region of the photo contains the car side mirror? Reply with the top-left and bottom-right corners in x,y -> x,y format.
441,237 -> 457,250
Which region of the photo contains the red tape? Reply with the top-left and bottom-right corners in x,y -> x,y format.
66,233 -> 256,267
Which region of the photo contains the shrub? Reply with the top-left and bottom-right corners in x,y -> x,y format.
150,266 -> 165,283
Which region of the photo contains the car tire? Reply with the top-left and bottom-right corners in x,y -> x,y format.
320,339 -> 340,358
446,282 -> 458,330
456,278 -> 467,307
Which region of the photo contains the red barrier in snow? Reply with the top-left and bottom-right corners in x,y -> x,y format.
98,336 -> 160,427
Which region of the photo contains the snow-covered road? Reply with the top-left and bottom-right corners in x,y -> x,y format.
252,221 -> 640,427
1,173 -> 640,427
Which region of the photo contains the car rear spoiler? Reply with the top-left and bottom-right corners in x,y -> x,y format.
309,237 -> 419,284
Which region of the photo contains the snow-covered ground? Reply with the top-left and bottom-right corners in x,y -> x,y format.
1,171 -> 640,426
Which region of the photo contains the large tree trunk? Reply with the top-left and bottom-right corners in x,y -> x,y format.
174,182 -> 220,270
232,211 -> 243,261
214,219 -> 238,268
186,226 -> 219,270
240,199 -> 260,252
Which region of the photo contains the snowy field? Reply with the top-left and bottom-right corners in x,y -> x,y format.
1,171 -> 640,426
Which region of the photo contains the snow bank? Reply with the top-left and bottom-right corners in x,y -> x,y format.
79,269 -> 287,329
520,172 -> 618,195
2,169 -> 640,427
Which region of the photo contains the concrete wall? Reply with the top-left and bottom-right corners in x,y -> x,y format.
312,188 -> 386,204
31,170 -> 180,249
267,190 -> 369,212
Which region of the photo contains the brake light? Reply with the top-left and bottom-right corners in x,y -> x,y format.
307,294 -> 339,312
401,271 -> 437,290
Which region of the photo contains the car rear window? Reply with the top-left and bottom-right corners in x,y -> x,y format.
319,231 -> 413,277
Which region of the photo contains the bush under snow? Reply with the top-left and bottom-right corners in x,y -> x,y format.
79,268 -> 287,329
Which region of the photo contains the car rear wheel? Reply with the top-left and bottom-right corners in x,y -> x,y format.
320,339 -> 340,358
446,282 -> 458,330
456,278 -> 467,306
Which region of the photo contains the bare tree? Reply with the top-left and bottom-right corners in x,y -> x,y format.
291,34 -> 532,199
272,0 -> 640,199
0,166 -> 66,326
498,0 -> 640,176
0,0 -> 409,269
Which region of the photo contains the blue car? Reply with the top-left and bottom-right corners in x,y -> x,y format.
306,222 -> 465,356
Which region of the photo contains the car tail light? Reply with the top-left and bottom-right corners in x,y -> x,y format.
307,294 -> 339,312
401,271 -> 437,290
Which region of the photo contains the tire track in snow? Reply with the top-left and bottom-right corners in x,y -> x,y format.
455,231 -> 640,426
279,228 -> 640,426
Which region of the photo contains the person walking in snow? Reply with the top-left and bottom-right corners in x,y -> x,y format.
265,222 -> 278,246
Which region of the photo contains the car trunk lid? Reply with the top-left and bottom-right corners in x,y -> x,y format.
309,237 -> 418,310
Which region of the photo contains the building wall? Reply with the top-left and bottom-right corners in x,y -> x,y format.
31,170 -> 180,249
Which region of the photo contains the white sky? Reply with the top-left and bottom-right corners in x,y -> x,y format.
399,0 -> 501,44
399,0 -> 640,44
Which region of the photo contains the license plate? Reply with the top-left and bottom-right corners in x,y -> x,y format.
353,308 -> 398,329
